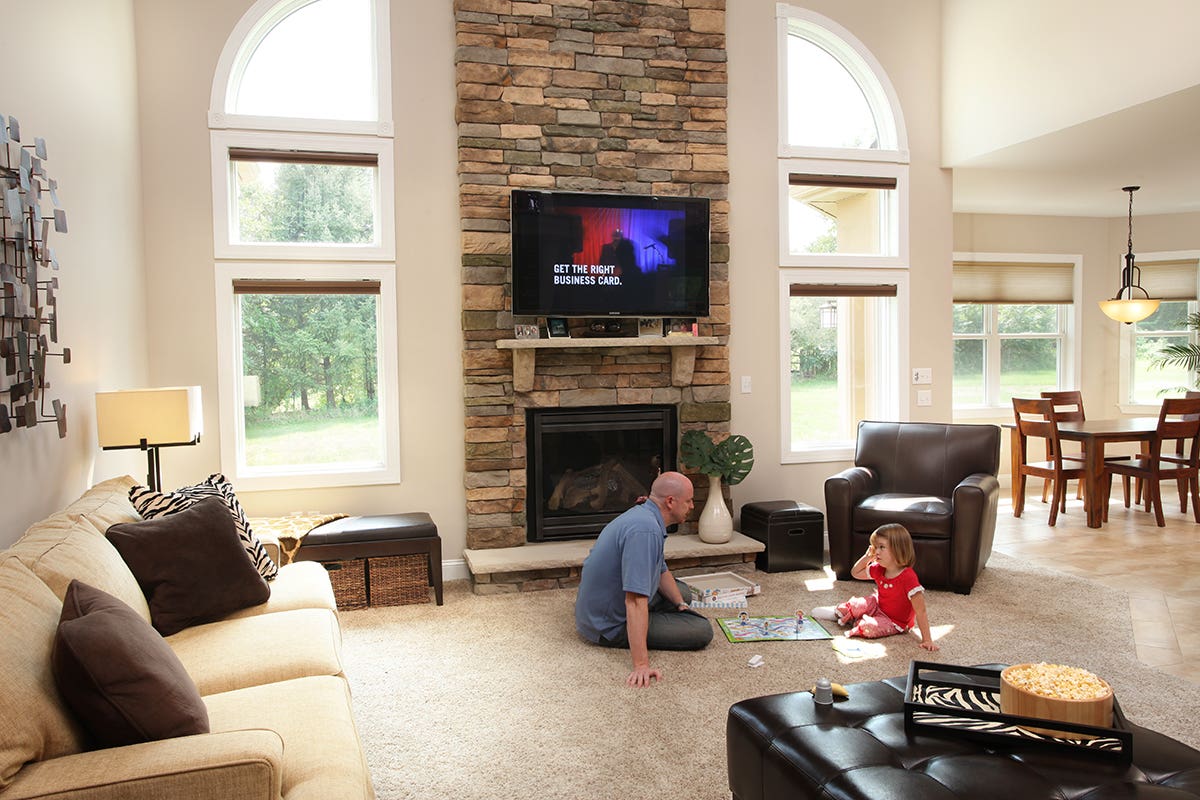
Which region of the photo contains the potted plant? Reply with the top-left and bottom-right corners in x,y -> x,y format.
680,429 -> 754,544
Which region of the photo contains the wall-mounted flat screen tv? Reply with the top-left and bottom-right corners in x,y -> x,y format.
510,189 -> 710,318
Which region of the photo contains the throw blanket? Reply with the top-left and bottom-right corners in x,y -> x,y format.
248,513 -> 348,566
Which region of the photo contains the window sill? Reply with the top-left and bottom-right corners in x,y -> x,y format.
221,465 -> 401,493
781,444 -> 854,464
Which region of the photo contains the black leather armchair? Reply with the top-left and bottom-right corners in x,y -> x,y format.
824,421 -> 1000,594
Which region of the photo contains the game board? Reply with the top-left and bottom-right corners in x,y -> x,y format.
717,613 -> 834,643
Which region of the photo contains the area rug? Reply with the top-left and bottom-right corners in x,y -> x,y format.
339,553 -> 1199,800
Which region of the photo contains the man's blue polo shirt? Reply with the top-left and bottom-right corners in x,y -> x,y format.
574,501 -> 668,643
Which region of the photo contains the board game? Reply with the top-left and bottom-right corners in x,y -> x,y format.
717,613 -> 834,643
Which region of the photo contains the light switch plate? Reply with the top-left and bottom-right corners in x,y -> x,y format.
912,368 -> 932,385
916,389 -> 932,406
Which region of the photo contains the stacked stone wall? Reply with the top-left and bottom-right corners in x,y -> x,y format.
456,0 -> 731,550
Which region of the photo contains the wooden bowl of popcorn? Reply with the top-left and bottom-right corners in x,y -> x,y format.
1000,663 -> 1113,739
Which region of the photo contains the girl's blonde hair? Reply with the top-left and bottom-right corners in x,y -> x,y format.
871,523 -> 916,568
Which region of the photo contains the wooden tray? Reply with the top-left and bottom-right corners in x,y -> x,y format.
902,661 -> 1132,763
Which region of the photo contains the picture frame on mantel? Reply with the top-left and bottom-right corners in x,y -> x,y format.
546,317 -> 569,338
638,318 -> 662,338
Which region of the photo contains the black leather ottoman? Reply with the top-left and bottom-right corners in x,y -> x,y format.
727,667 -> 1200,799
294,513 -> 443,605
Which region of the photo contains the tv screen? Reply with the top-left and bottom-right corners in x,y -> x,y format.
510,189 -> 710,318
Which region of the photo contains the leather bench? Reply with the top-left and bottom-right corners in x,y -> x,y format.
294,513 -> 443,605
727,666 -> 1200,799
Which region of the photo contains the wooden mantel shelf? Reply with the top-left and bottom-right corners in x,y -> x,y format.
496,336 -> 719,392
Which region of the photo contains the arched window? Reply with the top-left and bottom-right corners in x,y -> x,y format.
776,7 -> 910,462
209,0 -> 398,491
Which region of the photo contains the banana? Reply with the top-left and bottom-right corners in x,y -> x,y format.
809,682 -> 850,699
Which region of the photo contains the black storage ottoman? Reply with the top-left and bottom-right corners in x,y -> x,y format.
739,500 -> 824,572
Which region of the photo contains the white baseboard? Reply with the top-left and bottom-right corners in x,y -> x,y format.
442,559 -> 469,582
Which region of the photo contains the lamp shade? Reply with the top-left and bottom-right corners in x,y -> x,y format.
95,387 -> 203,448
1098,297 -> 1160,324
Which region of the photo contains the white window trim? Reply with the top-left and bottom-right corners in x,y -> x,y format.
210,129 -> 396,261
778,268 -> 910,464
775,3 -> 909,162
208,0 -> 393,137
213,262 -> 400,491
951,251 -> 1082,419
1118,249 -> 1200,414
779,158 -> 908,268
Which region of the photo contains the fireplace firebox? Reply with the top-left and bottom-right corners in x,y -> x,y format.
526,405 -> 677,542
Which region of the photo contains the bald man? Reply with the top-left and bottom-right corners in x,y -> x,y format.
574,471 -> 714,687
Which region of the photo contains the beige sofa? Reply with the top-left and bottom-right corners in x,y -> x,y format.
0,476 -> 375,799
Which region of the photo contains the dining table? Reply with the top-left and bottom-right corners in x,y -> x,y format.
1007,416 -> 1160,528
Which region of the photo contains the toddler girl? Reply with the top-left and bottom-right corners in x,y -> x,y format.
813,523 -> 939,651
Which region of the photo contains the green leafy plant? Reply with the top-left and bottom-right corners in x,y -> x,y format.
679,430 -> 755,486
1150,310 -> 1200,393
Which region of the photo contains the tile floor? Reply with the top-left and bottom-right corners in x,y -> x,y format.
993,486 -> 1200,685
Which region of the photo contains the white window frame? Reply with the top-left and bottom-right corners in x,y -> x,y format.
210,129 -> 395,261
778,159 -> 907,268
950,251 -> 1082,417
213,262 -> 400,491
208,0 -> 393,137
1118,250 -> 1200,414
779,268 -> 910,463
951,304 -> 1073,415
776,3 -> 908,163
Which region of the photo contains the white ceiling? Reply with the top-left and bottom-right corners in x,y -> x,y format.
951,84 -> 1200,218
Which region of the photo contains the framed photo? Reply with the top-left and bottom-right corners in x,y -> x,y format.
513,323 -> 540,340
547,317 -> 569,338
638,318 -> 662,338
664,318 -> 697,336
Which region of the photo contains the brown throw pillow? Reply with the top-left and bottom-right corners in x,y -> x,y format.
52,580 -> 209,749
106,496 -> 270,636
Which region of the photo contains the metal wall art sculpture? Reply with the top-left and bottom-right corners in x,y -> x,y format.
0,114 -> 70,438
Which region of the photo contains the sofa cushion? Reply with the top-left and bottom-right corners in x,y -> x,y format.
222,560 -> 338,621
60,475 -> 140,523
106,497 -> 270,636
204,675 -> 374,800
129,473 -> 278,580
0,556 -> 86,789
52,580 -> 209,749
8,510 -> 153,624
168,607 -> 344,696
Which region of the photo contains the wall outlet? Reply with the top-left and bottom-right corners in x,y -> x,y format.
740,376 -> 752,393
916,389 -> 933,406
912,367 -> 932,385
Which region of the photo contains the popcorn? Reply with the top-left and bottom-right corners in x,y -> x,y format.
1003,663 -> 1109,701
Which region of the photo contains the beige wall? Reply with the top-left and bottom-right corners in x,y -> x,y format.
128,0 -> 467,559
726,0 -> 952,518
0,0 -> 149,545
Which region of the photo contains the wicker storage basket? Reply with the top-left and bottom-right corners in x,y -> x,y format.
323,559 -> 368,610
368,554 -> 429,606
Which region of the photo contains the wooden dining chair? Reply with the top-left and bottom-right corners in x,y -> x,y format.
1012,397 -> 1088,526
1039,390 -> 1086,509
1131,389 -> 1200,512
1103,396 -> 1200,527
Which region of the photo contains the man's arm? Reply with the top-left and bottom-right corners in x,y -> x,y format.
658,569 -> 690,610
624,592 -> 661,687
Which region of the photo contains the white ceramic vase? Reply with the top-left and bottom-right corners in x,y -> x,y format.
697,474 -> 733,544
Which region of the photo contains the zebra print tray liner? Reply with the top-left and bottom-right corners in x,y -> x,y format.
903,661 -> 1133,764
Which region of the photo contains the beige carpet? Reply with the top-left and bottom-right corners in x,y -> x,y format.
340,553 -> 1199,800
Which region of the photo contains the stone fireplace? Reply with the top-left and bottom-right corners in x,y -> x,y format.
456,0 -> 731,553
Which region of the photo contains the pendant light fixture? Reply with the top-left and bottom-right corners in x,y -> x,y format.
1099,185 -> 1160,324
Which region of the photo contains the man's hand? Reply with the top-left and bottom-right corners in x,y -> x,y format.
627,665 -> 662,687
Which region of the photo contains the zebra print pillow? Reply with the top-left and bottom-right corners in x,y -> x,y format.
128,473 -> 278,580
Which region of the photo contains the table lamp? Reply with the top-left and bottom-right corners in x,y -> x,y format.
95,386 -> 203,492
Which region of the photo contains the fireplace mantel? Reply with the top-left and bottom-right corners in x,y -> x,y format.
496,336 -> 720,392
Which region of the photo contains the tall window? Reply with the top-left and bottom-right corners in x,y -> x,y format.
777,6 -> 909,461
210,0 -> 396,490
951,256 -> 1078,410
785,279 -> 903,457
